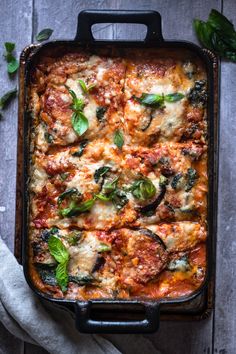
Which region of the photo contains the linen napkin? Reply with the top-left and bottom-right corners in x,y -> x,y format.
0,237 -> 160,354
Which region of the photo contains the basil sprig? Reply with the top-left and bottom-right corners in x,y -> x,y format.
36,28 -> 53,42
134,92 -> 184,107
57,188 -> 95,217
129,177 -> 156,200
96,176 -> 128,210
194,9 -> 236,62
48,235 -> 69,292
68,88 -> 89,136
0,88 -> 17,110
4,42 -> 19,74
78,79 -> 96,94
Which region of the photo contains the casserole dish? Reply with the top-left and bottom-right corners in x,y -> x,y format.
21,10 -> 217,333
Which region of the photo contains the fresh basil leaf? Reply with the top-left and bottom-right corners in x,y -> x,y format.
71,140 -> 88,157
96,106 -> 107,122
0,88 -> 17,109
68,89 -> 85,111
98,243 -> 111,252
7,58 -> 19,74
94,166 -> 111,183
134,93 -> 165,108
114,130 -> 124,149
36,28 -> 53,42
48,235 -> 69,264
194,9 -> 236,61
4,42 -> 15,53
71,111 -> 88,136
78,79 -> 88,94
56,261 -> 69,292
131,178 -> 156,200
164,93 -> 185,102
208,9 -> 236,40
95,193 -> 111,201
60,198 -> 95,218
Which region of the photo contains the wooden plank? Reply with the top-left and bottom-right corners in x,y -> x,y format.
213,1 -> 236,353
0,0 -> 32,353
0,0 -> 33,251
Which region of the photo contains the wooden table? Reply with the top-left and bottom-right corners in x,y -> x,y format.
0,0 -> 235,353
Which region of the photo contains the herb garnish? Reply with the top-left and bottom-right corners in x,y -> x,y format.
78,79 -> 96,94
129,177 -> 156,201
114,130 -> 124,149
194,9 -> 236,62
94,166 -> 111,183
134,92 -> 184,108
68,88 -> 89,136
4,42 -> 19,74
0,88 -> 17,110
48,235 -> 69,292
36,28 -> 53,42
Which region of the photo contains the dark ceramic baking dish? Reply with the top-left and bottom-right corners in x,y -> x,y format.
20,10 -> 218,334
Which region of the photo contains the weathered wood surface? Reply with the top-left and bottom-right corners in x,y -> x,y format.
213,0 -> 236,353
0,0 -> 234,353
0,0 -> 32,353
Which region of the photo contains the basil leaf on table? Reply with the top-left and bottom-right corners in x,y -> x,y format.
194,9 -> 236,62
114,130 -> 124,149
4,42 -> 15,53
0,88 -> 17,109
3,42 -> 19,74
36,28 -> 53,42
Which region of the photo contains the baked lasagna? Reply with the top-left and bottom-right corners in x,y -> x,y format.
29,48 -> 208,300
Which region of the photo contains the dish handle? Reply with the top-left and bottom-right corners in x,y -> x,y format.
75,9 -> 163,44
75,300 -> 160,333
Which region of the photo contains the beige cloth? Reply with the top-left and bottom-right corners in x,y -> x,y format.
0,237 -> 160,354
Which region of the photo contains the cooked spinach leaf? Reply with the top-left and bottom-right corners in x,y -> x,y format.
171,173 -> 183,189
71,140 -> 88,157
96,106 -> 107,122
187,80 -> 207,108
185,168 -> 198,192
94,166 -> 111,183
44,132 -> 54,143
